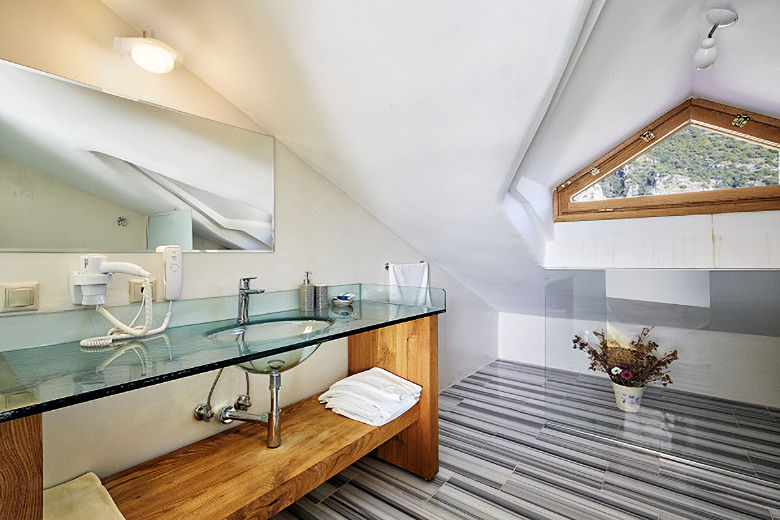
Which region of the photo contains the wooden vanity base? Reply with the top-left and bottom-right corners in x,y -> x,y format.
0,413 -> 42,520
348,314 -> 439,480
0,315 -> 440,520
104,395 -> 419,519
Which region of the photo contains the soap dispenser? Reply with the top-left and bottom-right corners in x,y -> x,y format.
299,271 -> 315,311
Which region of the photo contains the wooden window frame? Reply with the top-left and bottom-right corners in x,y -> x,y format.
553,98 -> 780,222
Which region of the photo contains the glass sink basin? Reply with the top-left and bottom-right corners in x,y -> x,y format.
205,317 -> 333,374
237,344 -> 321,374
207,318 -> 333,344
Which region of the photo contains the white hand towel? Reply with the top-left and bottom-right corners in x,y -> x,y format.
387,262 -> 431,306
321,395 -> 414,426
388,262 -> 429,288
329,367 -> 421,400
320,379 -> 410,408
319,367 -> 421,426
326,399 -> 415,426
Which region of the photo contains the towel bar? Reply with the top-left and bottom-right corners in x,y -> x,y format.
384,260 -> 425,270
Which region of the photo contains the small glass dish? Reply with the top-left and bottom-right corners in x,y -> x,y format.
332,293 -> 355,307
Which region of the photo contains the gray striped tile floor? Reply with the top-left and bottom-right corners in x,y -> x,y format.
274,360 -> 780,519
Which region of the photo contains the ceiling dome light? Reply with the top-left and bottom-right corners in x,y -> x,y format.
114,34 -> 178,74
705,8 -> 738,28
693,8 -> 737,70
130,41 -> 176,73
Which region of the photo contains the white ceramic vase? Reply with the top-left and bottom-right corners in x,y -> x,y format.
612,383 -> 645,412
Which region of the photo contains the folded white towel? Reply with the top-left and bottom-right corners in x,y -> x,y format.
321,380 -> 409,406
326,399 -> 415,426
329,367 -> 421,400
319,367 -> 420,426
322,395 -> 415,426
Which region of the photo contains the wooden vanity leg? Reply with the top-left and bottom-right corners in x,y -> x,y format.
348,315 -> 439,480
0,414 -> 43,520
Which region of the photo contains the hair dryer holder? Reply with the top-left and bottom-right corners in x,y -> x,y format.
70,255 -> 151,306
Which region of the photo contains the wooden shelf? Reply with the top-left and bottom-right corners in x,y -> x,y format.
103,395 -> 419,520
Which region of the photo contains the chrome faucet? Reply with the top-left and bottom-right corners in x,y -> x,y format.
238,277 -> 263,325
218,372 -> 282,448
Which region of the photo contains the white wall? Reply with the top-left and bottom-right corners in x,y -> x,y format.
0,156 -> 147,250
605,270 -> 710,308
545,211 -> 780,269
497,312 -> 545,366
0,0 -> 497,487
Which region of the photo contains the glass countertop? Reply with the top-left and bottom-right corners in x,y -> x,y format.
0,284 -> 445,422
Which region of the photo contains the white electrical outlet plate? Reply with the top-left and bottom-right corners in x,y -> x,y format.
129,278 -> 157,303
0,282 -> 40,312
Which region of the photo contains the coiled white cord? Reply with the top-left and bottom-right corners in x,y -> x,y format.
79,277 -> 173,347
96,341 -> 152,376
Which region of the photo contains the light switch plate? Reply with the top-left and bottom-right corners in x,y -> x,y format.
129,278 -> 157,303
0,282 -> 40,312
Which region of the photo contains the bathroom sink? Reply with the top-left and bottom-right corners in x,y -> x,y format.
207,317 -> 333,344
236,344 -> 322,374
206,317 -> 333,374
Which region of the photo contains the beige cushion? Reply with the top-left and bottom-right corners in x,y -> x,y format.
43,472 -> 125,520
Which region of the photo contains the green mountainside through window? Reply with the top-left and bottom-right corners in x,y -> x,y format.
573,125 -> 780,202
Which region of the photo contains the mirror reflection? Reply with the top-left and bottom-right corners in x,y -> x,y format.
0,59 -> 274,252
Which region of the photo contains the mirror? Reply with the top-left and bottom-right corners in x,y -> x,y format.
0,59 -> 274,252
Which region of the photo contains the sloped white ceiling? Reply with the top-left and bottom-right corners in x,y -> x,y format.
513,0 -> 780,224
102,0 -> 597,312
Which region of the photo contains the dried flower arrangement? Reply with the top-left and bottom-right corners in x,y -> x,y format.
572,327 -> 678,388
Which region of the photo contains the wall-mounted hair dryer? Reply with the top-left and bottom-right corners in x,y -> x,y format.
70,255 -> 151,305
70,253 -> 176,348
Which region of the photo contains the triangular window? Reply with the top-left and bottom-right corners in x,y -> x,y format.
554,99 -> 780,222
573,125 -> 779,202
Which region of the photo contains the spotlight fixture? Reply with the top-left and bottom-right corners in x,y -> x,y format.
694,8 -> 738,70
114,31 -> 178,74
